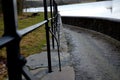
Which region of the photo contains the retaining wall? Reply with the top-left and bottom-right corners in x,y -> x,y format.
62,16 -> 120,41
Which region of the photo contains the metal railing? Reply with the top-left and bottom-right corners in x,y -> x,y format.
0,0 -> 61,80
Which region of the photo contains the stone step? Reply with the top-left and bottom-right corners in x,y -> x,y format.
41,66 -> 75,80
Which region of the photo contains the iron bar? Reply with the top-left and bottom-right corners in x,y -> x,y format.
0,0 -> 60,79
50,0 -> 55,49
0,36 -> 14,49
2,0 -> 23,80
49,29 -> 61,71
18,20 -> 47,37
56,14 -> 61,71
43,0 -> 52,73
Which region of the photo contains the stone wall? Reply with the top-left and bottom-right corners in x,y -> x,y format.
62,16 -> 120,41
24,0 -> 97,7
55,0 -> 97,4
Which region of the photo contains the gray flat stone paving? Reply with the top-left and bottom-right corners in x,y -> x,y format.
26,51 -> 70,69
26,15 -> 75,80
41,66 -> 75,80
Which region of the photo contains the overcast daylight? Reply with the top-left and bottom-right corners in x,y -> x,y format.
0,0 -> 120,80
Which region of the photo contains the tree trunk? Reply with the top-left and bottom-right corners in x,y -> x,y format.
0,0 -> 2,14
17,0 -> 23,15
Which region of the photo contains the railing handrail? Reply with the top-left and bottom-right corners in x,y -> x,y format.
0,0 -> 61,80
0,36 -> 14,48
0,16 -> 57,48
18,20 -> 47,37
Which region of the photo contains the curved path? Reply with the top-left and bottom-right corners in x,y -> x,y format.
64,24 -> 120,80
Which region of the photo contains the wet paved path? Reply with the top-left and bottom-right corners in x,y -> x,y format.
64,24 -> 120,80
25,23 -> 120,80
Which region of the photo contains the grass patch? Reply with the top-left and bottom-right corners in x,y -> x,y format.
18,12 -> 47,57
0,16 -> 4,37
18,12 -> 44,29
20,26 -> 46,57
0,12 -> 47,57
0,12 -> 48,79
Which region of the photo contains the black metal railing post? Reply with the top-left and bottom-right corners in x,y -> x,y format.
54,2 -> 61,71
57,15 -> 61,71
43,0 -> 52,73
53,1 -> 58,35
53,0 -> 56,37
1,0 -> 60,79
50,0 -> 55,49
50,0 -> 61,71
2,0 -> 26,80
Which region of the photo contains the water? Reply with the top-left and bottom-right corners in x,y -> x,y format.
23,1 -> 120,19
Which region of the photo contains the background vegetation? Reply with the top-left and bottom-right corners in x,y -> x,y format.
18,12 -> 46,57
0,12 -> 46,57
0,12 -> 47,79
0,0 -> 49,79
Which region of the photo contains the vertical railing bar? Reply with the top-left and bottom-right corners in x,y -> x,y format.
57,15 -> 61,72
1,0 -> 25,80
1,0 -> 61,79
55,2 -> 58,32
43,0 -> 52,73
50,0 -> 55,49
56,4 -> 62,71
2,0 -> 36,80
49,28 -> 61,71
52,0 -> 62,71
53,0 -> 56,37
